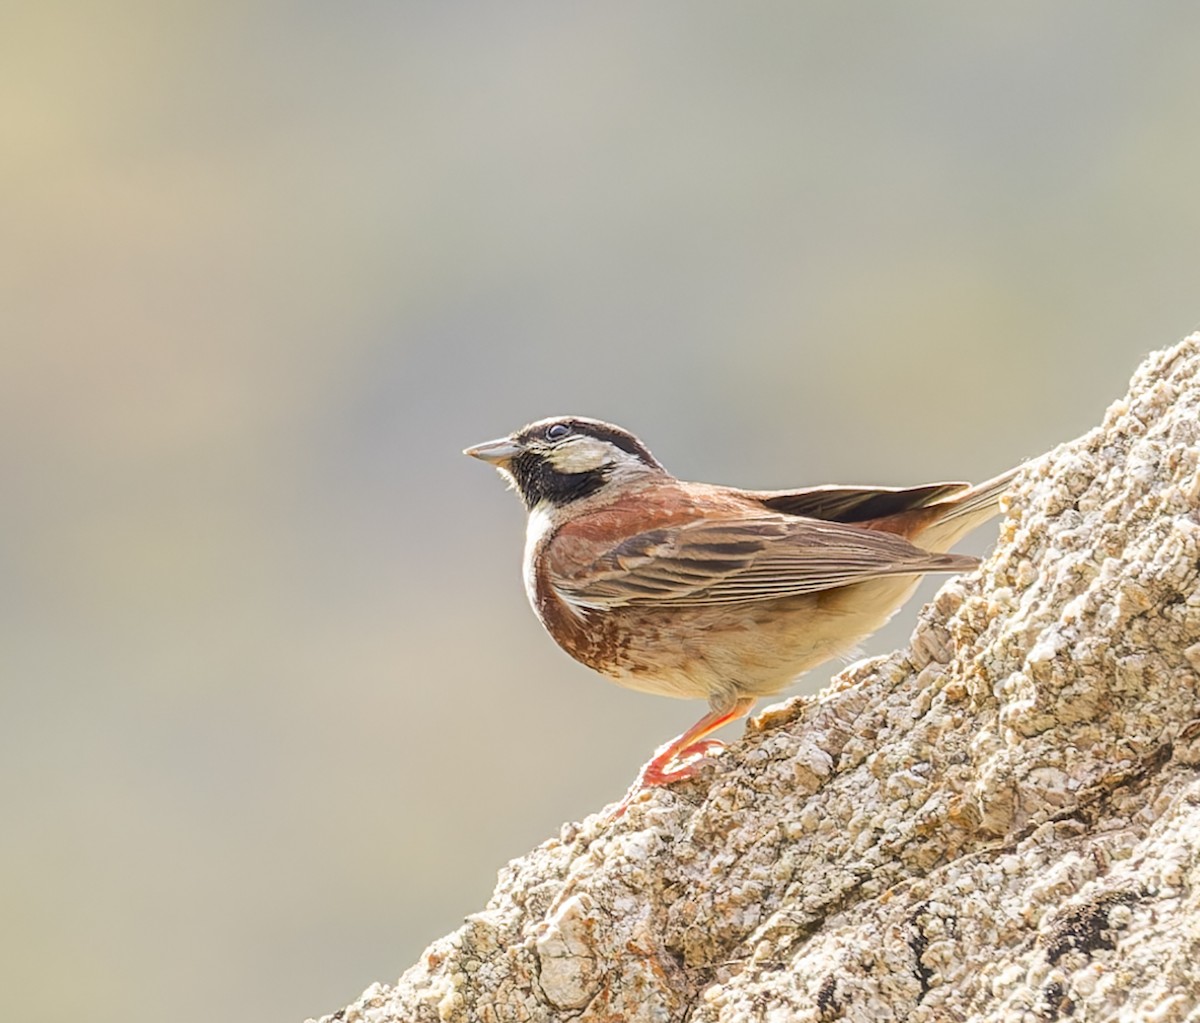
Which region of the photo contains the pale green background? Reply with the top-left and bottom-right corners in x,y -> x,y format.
4,4 -> 1198,1021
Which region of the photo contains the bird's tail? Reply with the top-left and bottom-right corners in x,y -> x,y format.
916,465 -> 1023,552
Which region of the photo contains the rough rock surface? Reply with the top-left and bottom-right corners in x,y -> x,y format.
314,335 -> 1200,1022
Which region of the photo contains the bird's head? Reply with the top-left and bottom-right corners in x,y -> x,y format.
465,416 -> 666,510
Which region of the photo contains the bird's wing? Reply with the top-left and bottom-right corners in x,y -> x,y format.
547,512 -> 977,611
751,482 -> 970,523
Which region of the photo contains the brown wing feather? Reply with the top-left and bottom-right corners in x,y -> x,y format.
752,482 -> 970,523
548,508 -> 977,611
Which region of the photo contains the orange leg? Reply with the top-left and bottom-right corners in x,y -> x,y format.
609,696 -> 756,818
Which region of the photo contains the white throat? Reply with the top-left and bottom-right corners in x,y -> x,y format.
522,502 -> 556,612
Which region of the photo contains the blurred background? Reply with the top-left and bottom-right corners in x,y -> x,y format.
3,3 -> 1199,1020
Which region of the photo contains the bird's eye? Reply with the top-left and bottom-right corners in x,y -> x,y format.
545,423 -> 571,441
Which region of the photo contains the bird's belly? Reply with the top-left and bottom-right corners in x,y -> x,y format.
562,575 -> 927,703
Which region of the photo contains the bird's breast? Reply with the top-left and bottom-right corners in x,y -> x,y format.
521,505 -> 634,678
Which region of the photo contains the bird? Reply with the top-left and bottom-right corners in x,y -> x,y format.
465,415 -> 1016,816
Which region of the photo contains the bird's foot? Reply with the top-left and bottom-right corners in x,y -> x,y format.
643,737 -> 727,784
606,738 -> 728,819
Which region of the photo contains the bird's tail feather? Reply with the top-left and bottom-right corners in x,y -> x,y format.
918,465 -> 1023,552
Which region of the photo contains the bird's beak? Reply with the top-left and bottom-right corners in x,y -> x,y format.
464,436 -> 523,467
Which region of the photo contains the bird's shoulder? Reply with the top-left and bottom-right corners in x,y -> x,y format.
540,480 -> 793,577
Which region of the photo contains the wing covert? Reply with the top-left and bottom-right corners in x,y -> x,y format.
548,513 -> 975,611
